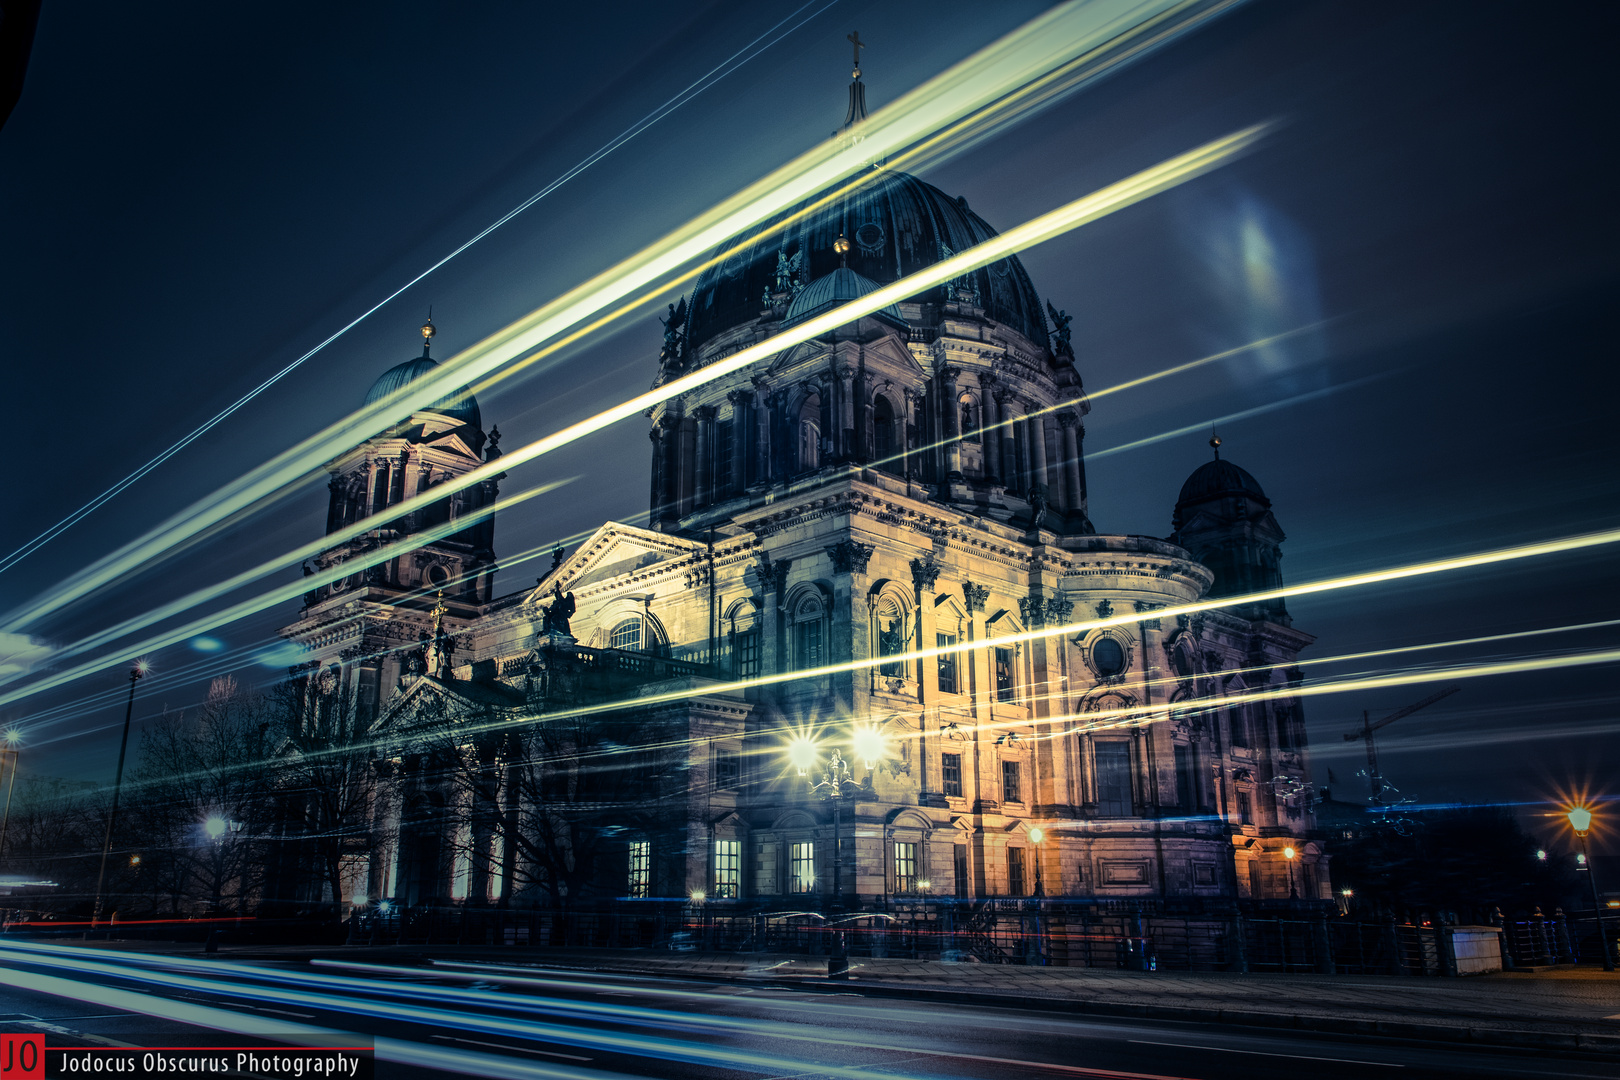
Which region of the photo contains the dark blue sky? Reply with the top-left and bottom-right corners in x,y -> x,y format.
1,0 -> 1615,853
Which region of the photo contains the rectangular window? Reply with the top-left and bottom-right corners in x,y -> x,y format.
1002,760 -> 1023,804
628,840 -> 650,898
1094,740 -> 1132,817
937,633 -> 958,694
714,750 -> 740,791
1174,743 -> 1193,809
1007,847 -> 1026,897
995,647 -> 1015,703
1236,790 -> 1253,826
1229,707 -> 1249,747
893,841 -> 918,893
790,842 -> 815,895
714,839 -> 741,899
953,846 -> 970,897
941,752 -> 963,798
734,629 -> 759,679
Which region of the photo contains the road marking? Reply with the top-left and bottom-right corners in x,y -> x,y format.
430,1035 -> 591,1062
1129,1039 -> 1403,1067
239,1005 -> 317,1019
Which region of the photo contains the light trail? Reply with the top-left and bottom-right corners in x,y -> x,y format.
0,942 -> 944,1080
840,320 -> 1335,482
0,0 -> 837,580
1,0 -> 1248,638
1,120 -> 1274,704
1088,373 -> 1388,460
0,479 -> 578,707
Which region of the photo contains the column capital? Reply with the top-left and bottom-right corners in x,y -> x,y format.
910,556 -> 942,595
1057,410 -> 1080,429
962,581 -> 989,613
693,403 -> 717,421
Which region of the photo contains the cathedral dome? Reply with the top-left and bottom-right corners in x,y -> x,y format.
1176,457 -> 1269,507
685,170 -> 1048,353
783,266 -> 906,329
364,357 -> 482,430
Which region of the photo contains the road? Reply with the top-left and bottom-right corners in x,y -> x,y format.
0,941 -> 1612,1080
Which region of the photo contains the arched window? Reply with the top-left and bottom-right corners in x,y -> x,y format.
873,395 -> 896,468
797,391 -> 822,473
959,393 -> 979,443
790,590 -> 827,672
726,601 -> 759,678
875,594 -> 908,679
609,617 -> 643,652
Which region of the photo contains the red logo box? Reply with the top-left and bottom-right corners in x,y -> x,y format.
0,1035 -> 44,1080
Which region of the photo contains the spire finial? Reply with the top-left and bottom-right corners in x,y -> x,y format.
842,31 -> 868,130
421,307 -> 436,357
1210,431 -> 1222,460
834,232 -> 850,268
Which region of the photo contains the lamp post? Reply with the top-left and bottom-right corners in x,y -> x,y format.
790,735 -> 873,980
1029,827 -> 1046,898
1567,806 -> 1614,972
93,662 -> 146,928
0,728 -> 21,864
1283,845 -> 1299,900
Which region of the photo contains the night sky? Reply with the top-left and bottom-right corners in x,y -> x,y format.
2,1 -> 1615,857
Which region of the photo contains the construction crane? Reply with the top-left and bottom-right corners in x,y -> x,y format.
1343,686 -> 1461,805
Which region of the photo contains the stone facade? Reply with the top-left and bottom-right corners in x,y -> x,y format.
279,162 -> 1327,915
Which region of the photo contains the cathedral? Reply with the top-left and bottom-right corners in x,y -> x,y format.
278,61 -> 1327,934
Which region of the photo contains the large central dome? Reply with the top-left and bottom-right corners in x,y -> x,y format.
685,170 -> 1049,354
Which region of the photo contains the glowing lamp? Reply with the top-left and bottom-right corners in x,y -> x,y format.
376,901 -> 393,914
351,894 -> 368,907
129,854 -> 141,867
852,725 -> 887,771
787,738 -> 819,778
1577,852 -> 1588,866
689,889 -> 706,904
1283,846 -> 1297,860
1568,807 -> 1593,835
204,816 -> 226,839
2,729 -> 19,746
918,879 -> 932,891
1341,888 -> 1353,897
1536,849 -> 1547,861
1028,827 -> 1045,844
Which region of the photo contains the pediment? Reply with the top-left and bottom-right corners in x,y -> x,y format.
526,522 -> 706,608
372,673 -> 524,738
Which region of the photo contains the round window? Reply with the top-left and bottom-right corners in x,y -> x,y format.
427,565 -> 448,587
1092,637 -> 1126,677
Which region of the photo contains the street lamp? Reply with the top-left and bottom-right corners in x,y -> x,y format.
1283,845 -> 1299,900
1566,805 -> 1614,972
0,728 -> 22,865
1028,827 -> 1046,898
789,734 -> 873,980
93,661 -> 147,927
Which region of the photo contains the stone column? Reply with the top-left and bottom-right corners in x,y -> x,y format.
996,389 -> 1017,493
838,364 -> 856,460
693,405 -> 715,509
912,556 -> 941,699
727,390 -> 751,497
752,377 -> 771,486
1010,412 -> 1027,496
1058,412 -> 1083,512
1028,405 -> 1050,495
982,379 -> 1003,483
648,424 -> 667,523
901,388 -> 918,480
677,415 -> 697,516
941,367 -> 963,480
759,553 -> 792,677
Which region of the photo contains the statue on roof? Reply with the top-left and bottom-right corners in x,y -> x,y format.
541,581 -> 576,638
1047,301 -> 1074,359
659,297 -> 688,373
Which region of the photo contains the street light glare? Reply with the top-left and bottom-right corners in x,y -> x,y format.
2,729 -> 18,746
204,816 -> 227,839
351,894 -> 368,907
1567,806 -> 1593,834
1028,827 -> 1044,844
852,724 -> 887,770
786,736 -> 819,777
1283,846 -> 1297,860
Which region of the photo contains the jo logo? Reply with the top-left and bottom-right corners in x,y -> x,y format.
0,1035 -> 43,1080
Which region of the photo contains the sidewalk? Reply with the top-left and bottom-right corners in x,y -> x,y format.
29,938 -> 1620,1057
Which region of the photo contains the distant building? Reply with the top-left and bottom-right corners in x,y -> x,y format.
278,63 -> 1327,919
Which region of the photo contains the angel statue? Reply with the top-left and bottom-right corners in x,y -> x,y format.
659,297 -> 688,371
1047,300 -> 1075,359
541,581 -> 576,637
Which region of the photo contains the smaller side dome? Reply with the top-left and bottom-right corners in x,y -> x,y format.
1176,458 -> 1268,508
364,357 -> 482,430
783,267 -> 906,330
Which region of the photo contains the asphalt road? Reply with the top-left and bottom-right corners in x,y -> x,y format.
0,942 -> 1613,1080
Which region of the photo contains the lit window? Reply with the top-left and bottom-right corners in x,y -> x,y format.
937,633 -> 957,694
995,647 -> 1015,703
894,841 -> 918,893
714,839 -> 741,899
790,842 -> 815,894
609,617 -> 643,652
628,840 -> 650,898
941,752 -> 963,798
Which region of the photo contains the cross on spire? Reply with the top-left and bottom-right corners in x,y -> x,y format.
848,30 -> 865,75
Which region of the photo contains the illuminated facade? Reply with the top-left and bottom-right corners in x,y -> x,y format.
279,79 -> 1327,920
